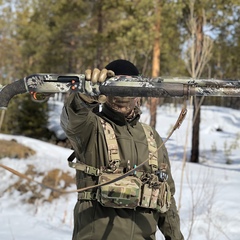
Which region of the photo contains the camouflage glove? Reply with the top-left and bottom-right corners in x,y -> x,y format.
80,68 -> 115,103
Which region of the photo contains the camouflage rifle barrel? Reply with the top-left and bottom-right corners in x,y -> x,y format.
159,77 -> 240,97
100,76 -> 240,98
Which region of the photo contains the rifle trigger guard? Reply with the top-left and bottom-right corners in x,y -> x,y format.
30,92 -> 51,103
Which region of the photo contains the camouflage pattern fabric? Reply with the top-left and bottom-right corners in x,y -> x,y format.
97,172 -> 171,213
96,118 -> 171,213
97,173 -> 142,208
140,175 -> 171,213
156,181 -> 171,213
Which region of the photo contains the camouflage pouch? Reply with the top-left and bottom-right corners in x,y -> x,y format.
156,181 -> 171,213
140,181 -> 171,213
97,173 -> 142,209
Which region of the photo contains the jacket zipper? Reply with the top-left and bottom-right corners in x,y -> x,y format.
126,123 -> 136,168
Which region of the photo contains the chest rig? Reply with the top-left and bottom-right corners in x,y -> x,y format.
100,118 -> 159,174
68,118 -> 171,213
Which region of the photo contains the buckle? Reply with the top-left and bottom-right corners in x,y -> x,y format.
85,166 -> 100,176
78,191 -> 96,200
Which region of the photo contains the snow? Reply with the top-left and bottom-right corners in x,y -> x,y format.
1,100 -> 240,240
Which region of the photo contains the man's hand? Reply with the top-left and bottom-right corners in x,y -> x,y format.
81,68 -> 115,103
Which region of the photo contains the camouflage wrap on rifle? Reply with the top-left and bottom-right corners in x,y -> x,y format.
24,74 -> 85,93
1,73 -> 240,109
101,76 -> 240,98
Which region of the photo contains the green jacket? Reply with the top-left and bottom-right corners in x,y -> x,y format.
61,93 -> 184,240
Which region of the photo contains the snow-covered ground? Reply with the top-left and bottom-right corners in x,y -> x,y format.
0,101 -> 240,240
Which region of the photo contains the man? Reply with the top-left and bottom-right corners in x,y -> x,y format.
60,59 -> 184,240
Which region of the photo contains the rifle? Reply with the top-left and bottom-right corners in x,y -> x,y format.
0,73 -> 240,109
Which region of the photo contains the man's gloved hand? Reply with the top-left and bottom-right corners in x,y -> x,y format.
80,68 -> 115,103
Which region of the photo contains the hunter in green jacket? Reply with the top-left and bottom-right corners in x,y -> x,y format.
60,59 -> 184,240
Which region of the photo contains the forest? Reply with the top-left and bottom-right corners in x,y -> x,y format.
0,0 -> 239,162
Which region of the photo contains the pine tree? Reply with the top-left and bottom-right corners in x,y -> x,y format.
3,94 -> 51,140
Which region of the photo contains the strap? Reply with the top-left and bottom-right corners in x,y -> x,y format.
100,118 -> 159,172
100,118 -> 121,170
68,119 -> 159,174
141,123 -> 158,172
68,151 -> 100,176
67,117 -> 121,175
78,191 -> 97,200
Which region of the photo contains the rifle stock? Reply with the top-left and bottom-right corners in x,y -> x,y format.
0,79 -> 27,109
0,74 -> 240,109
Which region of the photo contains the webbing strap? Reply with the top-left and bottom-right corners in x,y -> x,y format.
67,150 -> 100,176
141,123 -> 159,172
78,191 -> 96,200
68,161 -> 100,176
68,118 -> 159,174
100,118 -> 121,167
100,118 -> 159,172
68,118 -> 122,176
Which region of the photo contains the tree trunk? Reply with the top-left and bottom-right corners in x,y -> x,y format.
96,0 -> 103,69
190,97 -> 201,163
150,0 -> 161,128
93,0 -> 103,113
190,16 -> 203,163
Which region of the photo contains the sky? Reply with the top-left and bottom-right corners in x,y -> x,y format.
0,100 -> 240,240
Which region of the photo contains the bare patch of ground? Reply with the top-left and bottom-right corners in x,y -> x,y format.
4,165 -> 75,203
1,139 -> 75,203
0,139 -> 36,159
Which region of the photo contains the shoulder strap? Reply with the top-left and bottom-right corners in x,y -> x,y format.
140,122 -> 159,172
68,118 -> 159,174
100,118 -> 158,172
100,118 -> 121,170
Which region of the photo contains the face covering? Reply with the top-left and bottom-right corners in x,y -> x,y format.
106,96 -> 140,117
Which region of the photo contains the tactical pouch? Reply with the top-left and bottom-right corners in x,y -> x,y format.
140,181 -> 171,213
156,181 -> 171,213
97,173 -> 142,209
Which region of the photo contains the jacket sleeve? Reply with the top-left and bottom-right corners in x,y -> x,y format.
158,197 -> 184,240
60,93 -> 99,156
155,132 -> 184,240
